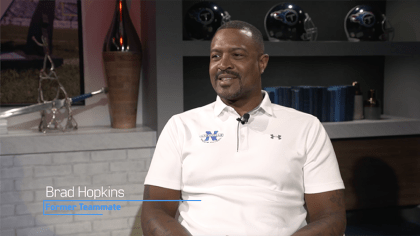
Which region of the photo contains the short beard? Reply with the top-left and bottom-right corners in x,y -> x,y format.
214,70 -> 243,101
218,86 -> 243,102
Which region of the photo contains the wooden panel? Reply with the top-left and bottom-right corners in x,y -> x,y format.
332,135 -> 420,210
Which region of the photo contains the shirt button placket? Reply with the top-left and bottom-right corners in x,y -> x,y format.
239,123 -> 249,151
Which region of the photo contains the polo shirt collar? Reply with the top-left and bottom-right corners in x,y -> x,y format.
213,90 -> 274,117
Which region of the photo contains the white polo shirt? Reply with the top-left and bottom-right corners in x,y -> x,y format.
145,91 -> 344,236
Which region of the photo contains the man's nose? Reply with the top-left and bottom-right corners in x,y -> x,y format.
218,55 -> 233,71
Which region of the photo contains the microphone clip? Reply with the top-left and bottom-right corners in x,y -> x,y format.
236,117 -> 245,124
237,113 -> 250,125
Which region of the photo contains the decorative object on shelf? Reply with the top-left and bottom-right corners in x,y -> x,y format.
184,1 -> 231,40
0,88 -> 108,119
32,34 -> 78,133
345,5 -> 394,41
352,81 -> 364,120
327,85 -> 355,122
364,89 -> 381,120
264,2 -> 317,41
264,84 -> 355,122
103,0 -> 142,129
0,20 -> 98,134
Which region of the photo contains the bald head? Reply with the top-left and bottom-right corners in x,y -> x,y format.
215,20 -> 264,55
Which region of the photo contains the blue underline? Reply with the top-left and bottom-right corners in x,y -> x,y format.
44,214 -> 103,215
43,200 -> 201,215
44,200 -> 201,202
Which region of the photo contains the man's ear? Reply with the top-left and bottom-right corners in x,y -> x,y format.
259,54 -> 269,74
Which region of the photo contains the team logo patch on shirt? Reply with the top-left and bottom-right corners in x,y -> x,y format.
199,131 -> 224,143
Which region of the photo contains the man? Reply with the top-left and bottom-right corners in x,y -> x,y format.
141,20 -> 346,235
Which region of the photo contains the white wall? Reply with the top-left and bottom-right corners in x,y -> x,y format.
1,147 -> 152,236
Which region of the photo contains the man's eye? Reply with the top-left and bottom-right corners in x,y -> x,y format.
234,53 -> 243,57
211,54 -> 220,59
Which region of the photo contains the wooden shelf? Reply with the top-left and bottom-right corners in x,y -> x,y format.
182,41 -> 420,57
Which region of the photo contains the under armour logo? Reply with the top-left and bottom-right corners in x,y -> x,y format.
270,134 -> 281,140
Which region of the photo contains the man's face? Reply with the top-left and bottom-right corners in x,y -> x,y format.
209,28 -> 268,102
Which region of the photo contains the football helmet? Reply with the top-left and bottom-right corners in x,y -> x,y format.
265,3 -> 317,41
345,5 -> 394,41
184,1 -> 231,40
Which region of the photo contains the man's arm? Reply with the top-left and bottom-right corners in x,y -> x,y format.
292,189 -> 346,236
141,185 -> 192,236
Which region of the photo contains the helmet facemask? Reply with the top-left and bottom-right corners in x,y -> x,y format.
302,13 -> 318,41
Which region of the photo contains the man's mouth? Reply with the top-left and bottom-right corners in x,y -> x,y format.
217,75 -> 238,86
216,71 -> 240,82
219,77 -> 235,81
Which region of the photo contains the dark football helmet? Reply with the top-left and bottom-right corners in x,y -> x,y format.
184,1 -> 231,40
265,2 -> 317,41
345,5 -> 394,41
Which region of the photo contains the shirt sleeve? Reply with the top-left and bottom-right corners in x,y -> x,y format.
303,117 -> 345,194
144,115 -> 183,190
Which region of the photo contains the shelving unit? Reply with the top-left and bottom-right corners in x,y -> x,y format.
323,115 -> 420,139
154,0 -> 420,140
160,1 -> 420,212
183,41 -> 420,57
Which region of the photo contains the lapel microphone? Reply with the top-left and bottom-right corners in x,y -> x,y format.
236,113 -> 250,124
